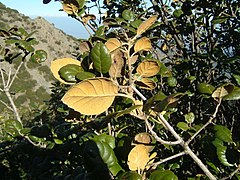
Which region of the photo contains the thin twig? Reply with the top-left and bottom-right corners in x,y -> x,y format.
9,61 -> 24,88
0,99 -> 13,111
186,99 -> 222,145
221,164 -> 240,180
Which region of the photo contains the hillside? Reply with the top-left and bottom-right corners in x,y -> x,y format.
0,2 -> 80,115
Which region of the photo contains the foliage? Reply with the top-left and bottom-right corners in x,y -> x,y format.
0,0 -> 240,179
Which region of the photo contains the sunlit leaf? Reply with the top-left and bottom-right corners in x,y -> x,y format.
4,119 -> 23,137
50,58 -> 81,84
61,78 -> 118,115
212,84 -> 234,99
135,78 -> 156,90
214,125 -> 233,143
158,62 -> 172,77
105,38 -> 121,52
131,19 -> 142,28
134,37 -> 152,52
130,55 -> 139,64
122,9 -> 135,21
149,170 -> 178,180
109,50 -> 124,78
62,0 -> 79,15
134,133 -> 154,152
223,86 -> 240,101
177,122 -> 190,131
79,41 -> 90,53
93,133 -> 116,149
137,15 -> 158,35
82,14 -> 96,24
76,71 -> 95,81
197,83 -> 215,94
167,76 -> 177,87
90,42 -> 112,73
184,112 -> 195,124
118,171 -> 142,180
30,50 -> 47,63
136,60 -> 160,77
233,74 -> 240,86
212,17 -> 228,24
128,144 -> 149,171
173,9 -> 183,18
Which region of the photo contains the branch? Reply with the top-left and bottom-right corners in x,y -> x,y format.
221,164 -> 240,180
8,61 -> 24,88
186,99 -> 222,145
0,99 -> 13,111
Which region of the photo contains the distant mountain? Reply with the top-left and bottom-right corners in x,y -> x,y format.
0,2 -> 81,115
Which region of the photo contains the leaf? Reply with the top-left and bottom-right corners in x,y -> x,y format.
212,17 -> 228,25
109,49 -> 124,78
134,37 -> 152,52
61,78 -> 118,115
135,78 -> 156,90
93,133 -> 116,149
177,122 -> 190,131
184,112 -> 195,124
30,50 -> 47,63
128,144 -> 149,171
105,38 -> 121,52
122,10 -> 135,21
149,170 -> 178,180
233,74 -> 240,86
137,15 -> 158,35
136,60 -> 160,77
118,171 -> 142,180
130,55 -> 139,64
167,76 -> 177,87
143,91 -> 167,111
59,64 -> 84,82
76,71 -> 95,81
4,119 -> 23,137
223,86 -> 240,101
77,0 -> 85,9
197,83 -> 215,94
62,0 -> 79,15
173,9 -> 183,18
131,19 -> 142,28
134,133 -> 154,152
90,42 -> 112,73
212,84 -> 234,99
82,14 -> 96,24
50,58 -> 81,84
158,62 -> 172,77
79,41 -> 90,53
93,140 -> 123,176
214,125 -> 233,143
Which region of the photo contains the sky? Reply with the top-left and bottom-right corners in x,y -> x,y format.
0,0 -> 65,17
0,0 -> 89,38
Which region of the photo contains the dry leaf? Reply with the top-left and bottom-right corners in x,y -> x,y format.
128,144 -> 149,171
61,78 -> 118,115
135,78 -> 157,90
137,60 -> 160,77
50,58 -> 81,84
82,14 -> 96,24
134,37 -> 152,53
137,15 -> 158,35
134,133 -> 154,152
105,38 -> 122,52
130,55 -> 139,64
161,43 -> 168,52
109,50 -> 124,78
79,41 -> 90,53
62,0 -> 79,15
212,84 -> 234,99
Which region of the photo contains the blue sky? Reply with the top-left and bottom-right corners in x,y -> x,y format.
1,0 -> 66,17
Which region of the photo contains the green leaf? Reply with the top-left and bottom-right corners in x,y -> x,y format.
223,86 -> 240,101
212,17 -> 228,24
76,71 -> 95,81
177,122 -> 190,131
130,19 -> 142,28
93,133 -> 116,149
18,40 -> 34,52
30,50 -> 47,63
158,62 -> 172,77
77,0 -> 85,9
59,64 -> 84,82
233,74 -> 240,86
20,128 -> 31,135
143,91 -> 167,111
118,171 -> 142,180
214,125 -> 233,143
149,170 -> 178,180
122,10 -> 135,21
93,140 -> 123,176
184,112 -> 195,124
173,9 -> 183,18
90,42 -> 112,73
167,77 -> 177,87
197,83 -> 215,94
4,119 -> 23,137
54,138 -> 64,144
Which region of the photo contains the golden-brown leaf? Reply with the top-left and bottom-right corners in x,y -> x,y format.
105,38 -> 122,52
137,15 -> 158,35
135,78 -> 157,90
82,14 -> 96,24
62,0 -> 79,15
109,50 -> 124,78
130,55 -> 139,64
61,78 -> 118,115
137,60 -> 160,77
50,58 -> 81,84
134,37 -> 152,53
212,84 -> 234,99
79,41 -> 90,54
134,133 -> 154,152
128,145 -> 149,171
